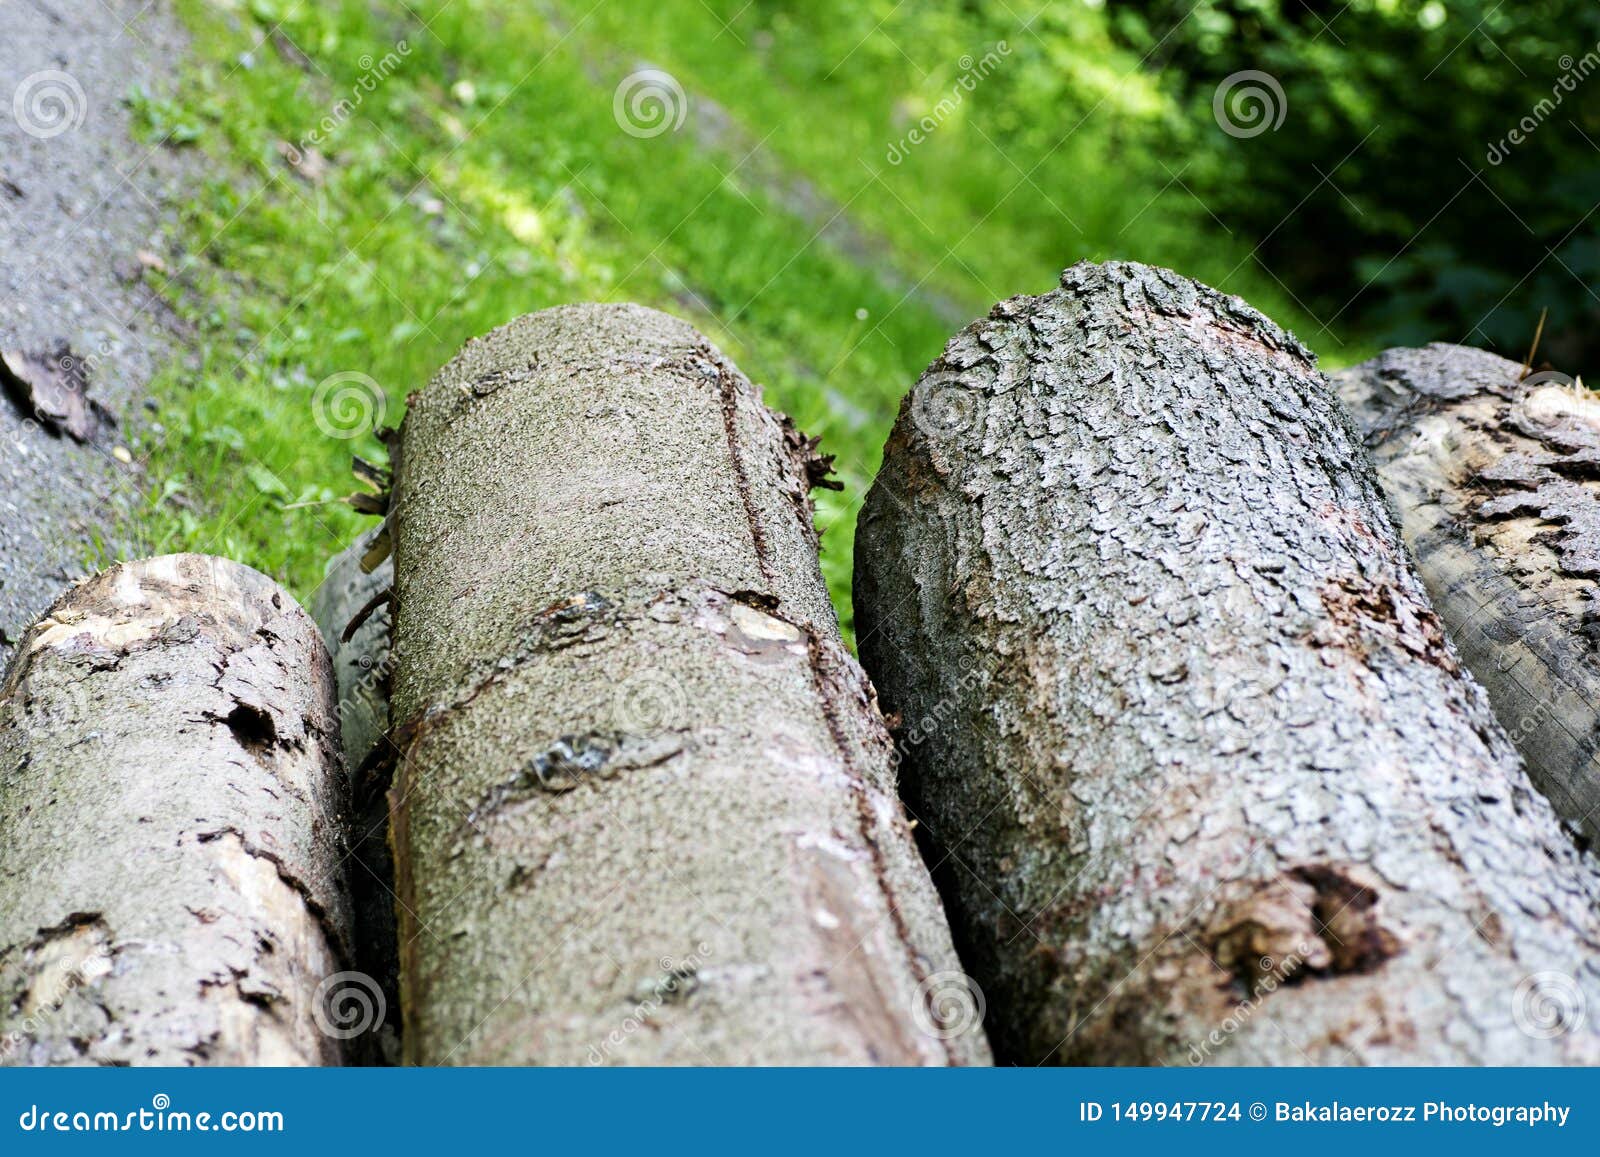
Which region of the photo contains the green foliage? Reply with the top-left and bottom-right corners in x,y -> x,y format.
139,0 -> 1017,634
562,0 -> 1320,343
132,0 -> 1590,641
1106,0 -> 1600,359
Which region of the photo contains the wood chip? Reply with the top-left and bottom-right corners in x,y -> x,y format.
0,343 -> 114,443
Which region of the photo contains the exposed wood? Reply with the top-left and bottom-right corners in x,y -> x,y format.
0,555 -> 353,1065
388,304 -> 989,1065
1334,344 -> 1600,847
854,262 -> 1600,1065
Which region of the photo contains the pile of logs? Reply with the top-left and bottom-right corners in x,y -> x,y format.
1,263 -> 1596,1066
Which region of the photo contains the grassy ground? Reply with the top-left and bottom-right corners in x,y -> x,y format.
126,0 -> 1362,639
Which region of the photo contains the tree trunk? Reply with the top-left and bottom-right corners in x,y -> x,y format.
311,528 -> 392,780
854,262 -> 1600,1066
0,555 -> 355,1065
310,530 -> 400,1062
1333,344 -> 1600,848
387,303 -> 988,1065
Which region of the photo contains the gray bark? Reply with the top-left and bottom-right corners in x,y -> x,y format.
388,303 -> 988,1065
310,531 -> 401,1061
1333,344 -> 1600,848
310,528 -> 392,781
854,261 -> 1600,1066
0,555 -> 354,1065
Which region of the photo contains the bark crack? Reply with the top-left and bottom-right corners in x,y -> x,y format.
713,355 -> 779,594
804,634 -> 958,1065
194,828 -> 351,969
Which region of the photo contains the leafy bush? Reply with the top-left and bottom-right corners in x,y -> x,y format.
1106,0 -> 1600,365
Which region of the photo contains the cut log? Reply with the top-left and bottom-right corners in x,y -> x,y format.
310,527 -> 392,780
854,262 -> 1600,1065
1333,344 -> 1600,848
0,555 -> 354,1065
310,530 -> 400,1062
388,303 -> 988,1065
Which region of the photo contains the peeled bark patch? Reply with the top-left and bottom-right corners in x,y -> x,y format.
389,303 -> 987,1065
854,262 -> 1600,1065
0,555 -> 354,1065
1334,345 -> 1600,848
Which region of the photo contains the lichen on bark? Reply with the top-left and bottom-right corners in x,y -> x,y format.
1335,344 -> 1600,848
855,262 -> 1600,1065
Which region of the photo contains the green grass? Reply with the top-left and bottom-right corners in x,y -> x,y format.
125,0 -> 1363,639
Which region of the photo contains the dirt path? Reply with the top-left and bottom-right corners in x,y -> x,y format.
534,0 -> 975,331
0,0 -> 194,665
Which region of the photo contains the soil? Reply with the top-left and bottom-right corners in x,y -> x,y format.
0,0 -> 195,666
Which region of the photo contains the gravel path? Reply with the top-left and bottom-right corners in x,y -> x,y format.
0,0 -> 195,666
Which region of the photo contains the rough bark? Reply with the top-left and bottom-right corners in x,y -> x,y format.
310,528 -> 392,780
310,531 -> 401,1061
854,261 -> 1600,1066
0,555 -> 353,1065
1333,344 -> 1600,848
388,303 -> 988,1065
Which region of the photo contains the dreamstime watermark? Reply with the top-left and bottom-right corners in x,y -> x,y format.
1487,43 -> 1600,165
611,668 -> 691,735
0,935 -> 114,1061
8,415 -> 42,454
586,942 -> 713,1064
1522,369 -> 1590,392
282,41 -> 411,168
17,1094 -> 283,1134
886,650 -> 987,773
911,970 -> 986,1040
908,369 -> 980,441
613,69 -> 688,139
11,70 -> 87,139
313,370 -> 386,439
339,628 -> 400,725
886,42 -> 1010,165
1213,70 -> 1287,139
4,338 -> 113,449
1512,970 -> 1586,1040
1186,946 -> 1308,1064
311,970 -> 386,1039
